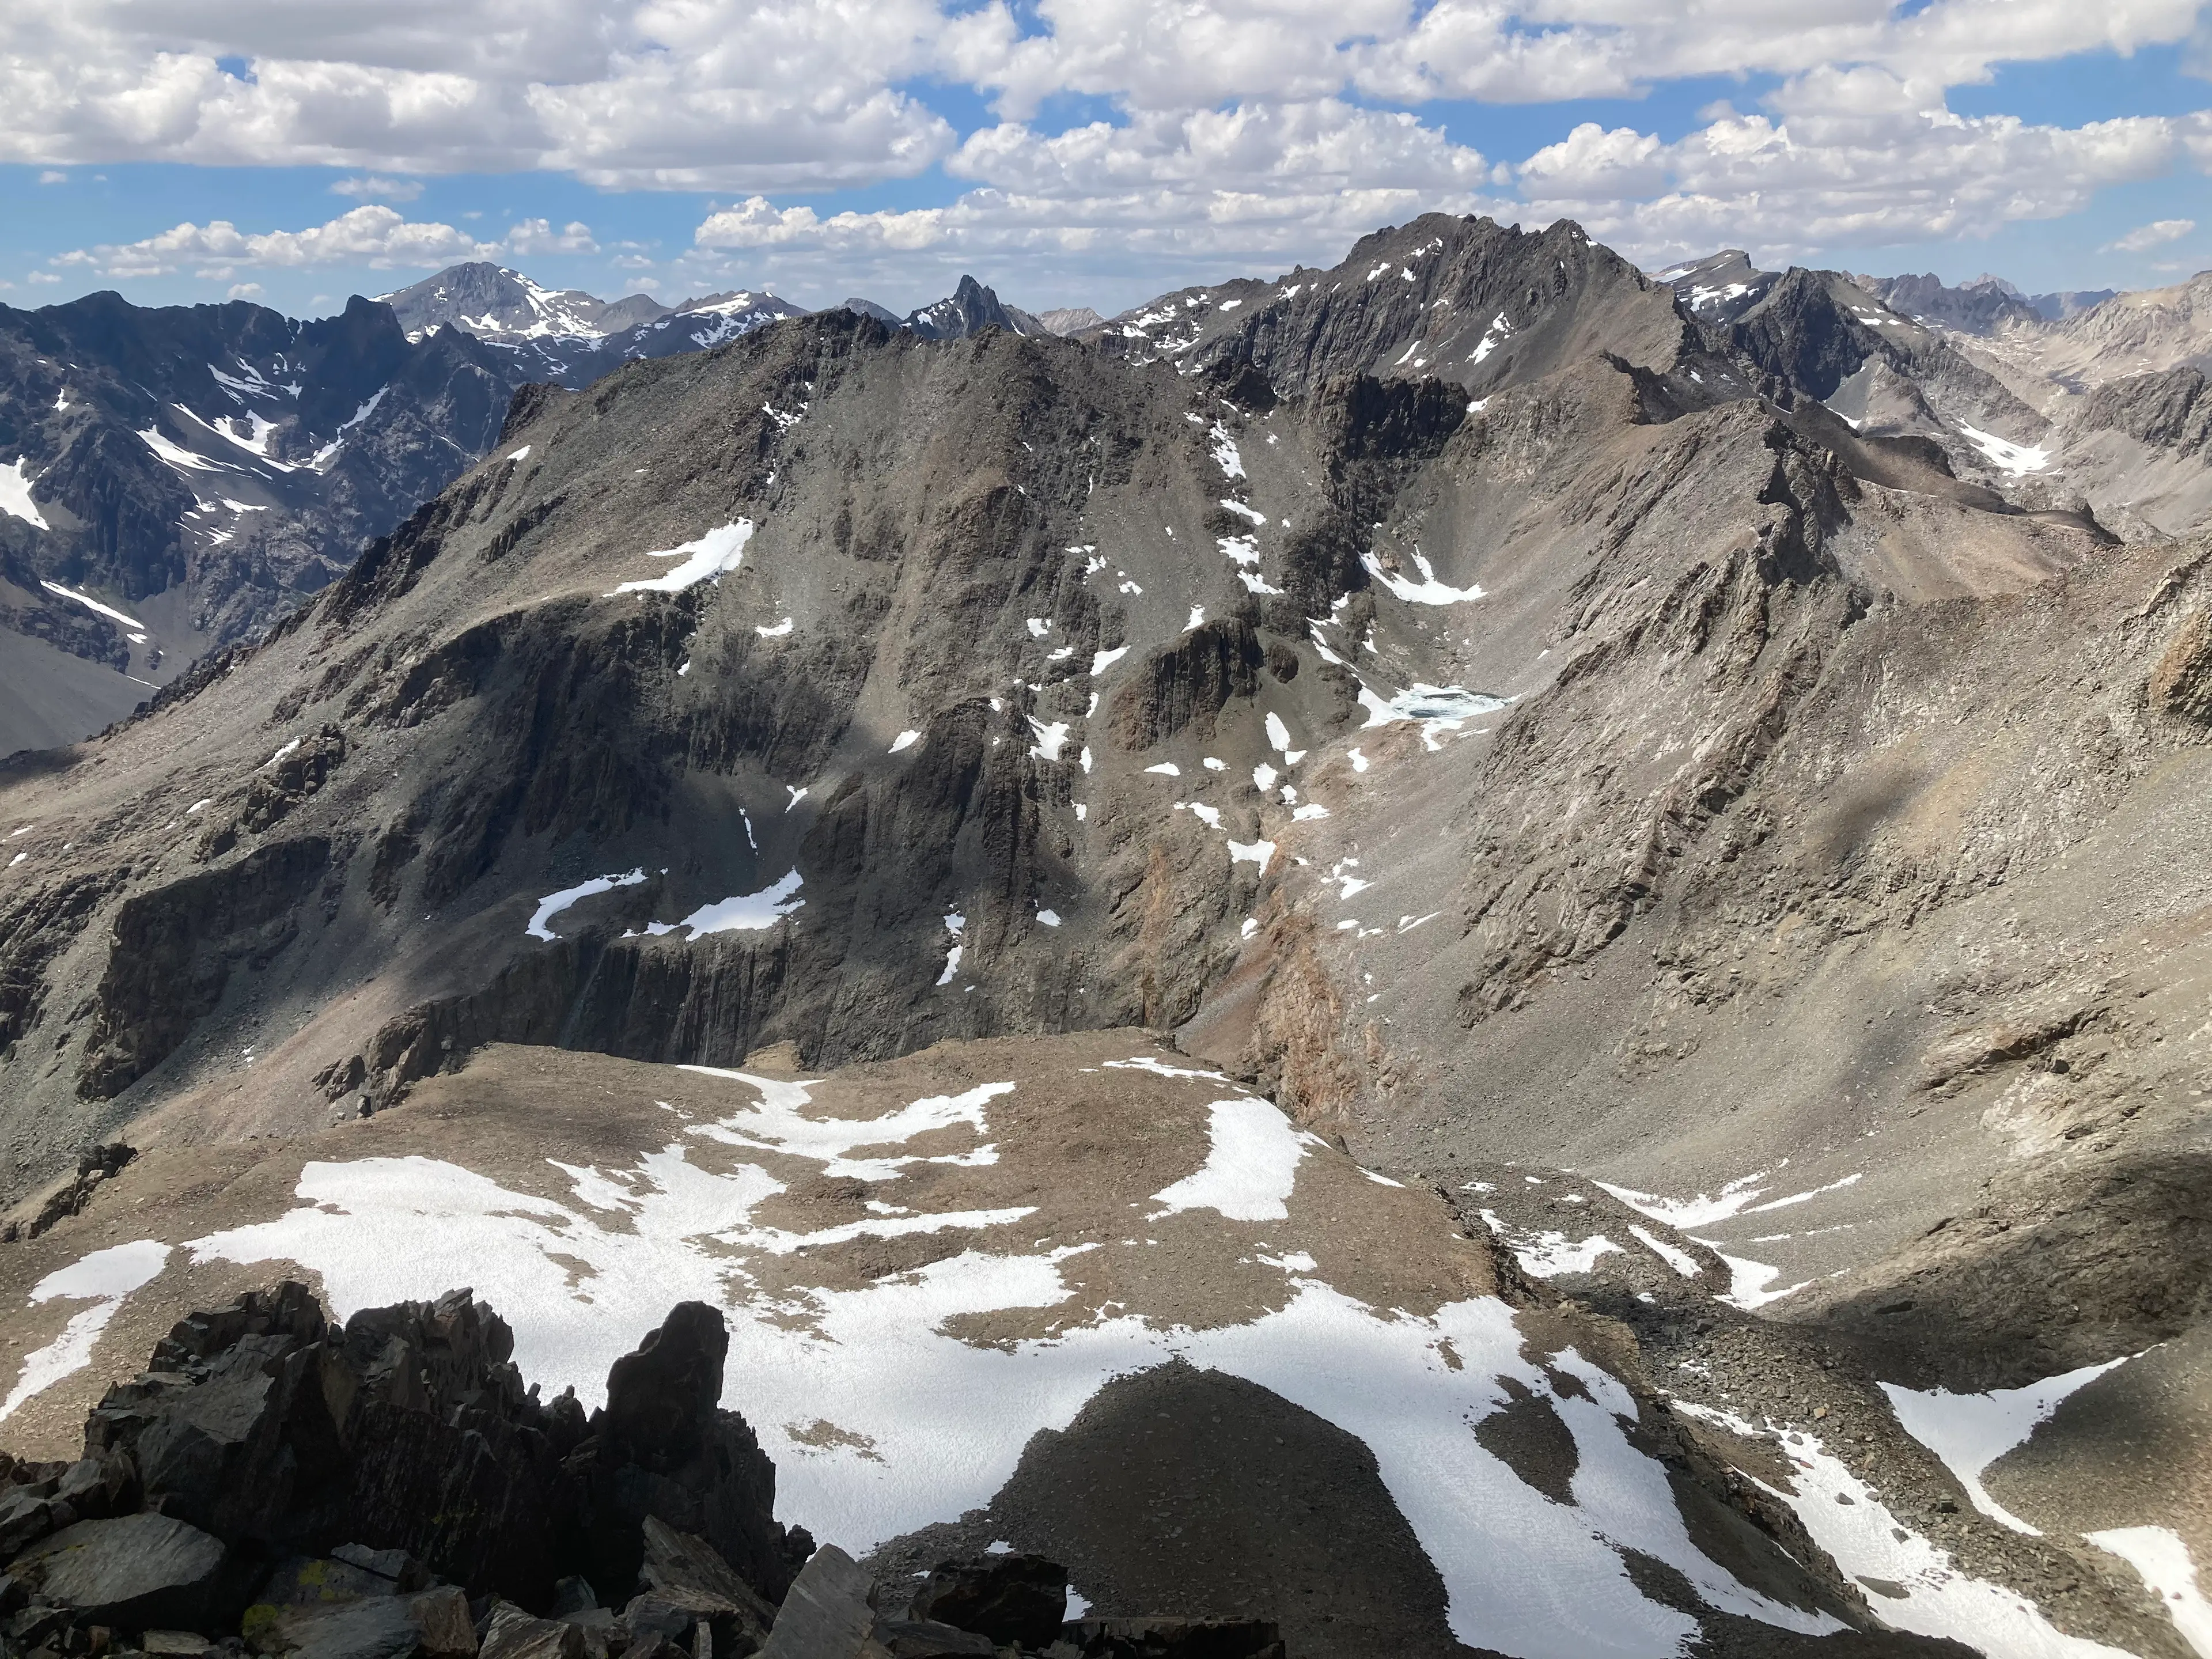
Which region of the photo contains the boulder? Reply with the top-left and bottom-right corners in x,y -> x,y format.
547,1578 -> 600,1618
267,1586 -> 476,1659
753,1547 -> 879,1659
635,1517 -> 774,1653
410,1586 -> 480,1658
332,1545 -> 431,1592
52,1450 -> 136,1521
479,1602 -> 586,1659
260,1594 -> 421,1659
908,1554 -> 1066,1648
0,1484 -> 57,1556
9,1512 -> 233,1630
553,1605 -> 621,1659
619,1594 -> 695,1649
241,1552 -> 452,1654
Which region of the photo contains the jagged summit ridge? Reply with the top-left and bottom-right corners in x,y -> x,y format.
1093,212 -> 1685,397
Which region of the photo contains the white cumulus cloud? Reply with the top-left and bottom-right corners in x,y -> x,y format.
2105,216 -> 2196,252
0,0 -> 2200,298
54,205 -> 499,278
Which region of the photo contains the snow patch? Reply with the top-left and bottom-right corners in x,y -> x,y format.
1673,1404 -> 2137,1659
1957,423 -> 2051,476
612,521 -> 754,595
1628,1225 -> 1702,1279
1,459 -> 50,529
138,425 -> 228,473
0,1240 -> 172,1423
529,868 -> 648,941
1592,1171 -> 1772,1230
1363,549 -> 1484,605
1209,423 -> 1244,479
40,581 -> 144,631
1880,1357 -> 2132,1534
1028,719 -> 1071,762
1227,839 -> 1274,873
1478,1211 -> 1623,1278
669,870 -> 805,938
1150,1098 -> 1307,1221
2084,1529 -> 2212,1658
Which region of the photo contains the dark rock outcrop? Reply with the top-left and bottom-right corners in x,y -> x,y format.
907,1555 -> 1066,1648
1,1141 -> 136,1241
77,836 -> 333,1097
1108,621 -> 1264,749
33,1286 -> 806,1624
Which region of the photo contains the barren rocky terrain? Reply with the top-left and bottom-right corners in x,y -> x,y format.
0,212 -> 2207,1659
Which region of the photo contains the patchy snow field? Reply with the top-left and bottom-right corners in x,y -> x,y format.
0,1033 -> 1868,1659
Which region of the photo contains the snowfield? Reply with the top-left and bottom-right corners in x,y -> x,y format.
1,1046 -> 1889,1658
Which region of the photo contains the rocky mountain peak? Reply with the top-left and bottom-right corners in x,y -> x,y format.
903,274 -> 1045,340
1036,305 -> 1105,336
1654,248 -> 1778,323
1099,211 -> 1683,398
376,262 -> 652,344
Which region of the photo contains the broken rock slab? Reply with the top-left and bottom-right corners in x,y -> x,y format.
9,1511 -> 236,1630
480,1601 -> 586,1659
262,1586 -> 475,1659
636,1514 -> 775,1653
755,1546 -> 881,1659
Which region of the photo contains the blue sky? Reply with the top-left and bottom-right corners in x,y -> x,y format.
1,1 -> 2203,320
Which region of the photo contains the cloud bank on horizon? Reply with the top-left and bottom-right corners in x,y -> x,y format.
3,0 -> 2207,313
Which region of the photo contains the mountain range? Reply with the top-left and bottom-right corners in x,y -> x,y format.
0,215 -> 2207,1659
0,264 -> 1073,758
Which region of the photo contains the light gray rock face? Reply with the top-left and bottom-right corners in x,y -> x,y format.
1035,307 -> 1105,337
